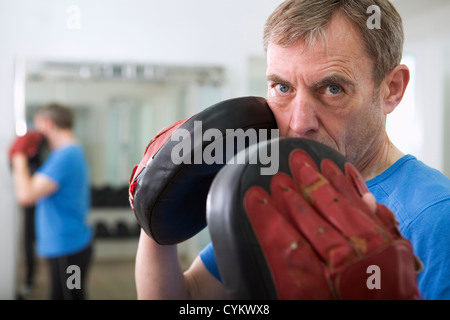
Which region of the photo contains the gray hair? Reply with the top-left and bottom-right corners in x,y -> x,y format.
263,0 -> 404,85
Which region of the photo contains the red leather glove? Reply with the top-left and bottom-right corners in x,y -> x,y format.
244,149 -> 421,299
9,131 -> 45,160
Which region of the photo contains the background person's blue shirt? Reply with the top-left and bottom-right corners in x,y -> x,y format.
36,144 -> 92,257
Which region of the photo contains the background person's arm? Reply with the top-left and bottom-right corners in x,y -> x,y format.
11,154 -> 57,207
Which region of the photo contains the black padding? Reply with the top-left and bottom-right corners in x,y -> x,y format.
206,138 -> 348,299
133,97 -> 277,245
29,136 -> 49,174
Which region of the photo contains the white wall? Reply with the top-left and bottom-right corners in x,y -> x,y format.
391,0 -> 450,174
0,0 -> 283,299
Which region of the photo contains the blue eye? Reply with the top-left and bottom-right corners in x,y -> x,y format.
326,85 -> 342,95
275,84 -> 290,94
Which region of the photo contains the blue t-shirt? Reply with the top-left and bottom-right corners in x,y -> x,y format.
366,155 -> 450,300
200,242 -> 221,281
200,155 -> 450,300
36,144 -> 92,257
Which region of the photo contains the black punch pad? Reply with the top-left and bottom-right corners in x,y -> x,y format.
132,97 -> 277,245
206,138 -> 348,299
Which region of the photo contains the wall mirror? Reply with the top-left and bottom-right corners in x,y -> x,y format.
14,58 -> 226,299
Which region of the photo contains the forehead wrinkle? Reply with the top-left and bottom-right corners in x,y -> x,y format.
299,56 -> 359,87
295,11 -> 372,75
266,41 -> 368,90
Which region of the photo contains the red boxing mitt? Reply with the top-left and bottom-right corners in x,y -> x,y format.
207,138 -> 421,300
9,131 -> 45,160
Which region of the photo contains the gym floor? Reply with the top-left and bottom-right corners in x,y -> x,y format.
14,206 -> 202,300
16,238 -> 194,300
17,257 -> 137,300
15,207 -> 143,300
16,241 -> 138,300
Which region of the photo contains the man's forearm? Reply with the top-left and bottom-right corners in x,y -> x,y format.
11,154 -> 34,206
135,229 -> 189,300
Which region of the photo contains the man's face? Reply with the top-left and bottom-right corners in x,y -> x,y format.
266,12 -> 386,169
33,115 -> 52,138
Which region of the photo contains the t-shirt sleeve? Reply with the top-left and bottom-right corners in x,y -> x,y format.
199,242 -> 222,282
37,150 -> 70,186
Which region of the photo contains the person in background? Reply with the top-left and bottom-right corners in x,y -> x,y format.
10,103 -> 93,300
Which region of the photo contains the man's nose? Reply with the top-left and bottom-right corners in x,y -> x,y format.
289,93 -> 319,136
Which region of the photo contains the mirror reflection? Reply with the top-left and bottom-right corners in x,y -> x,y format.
16,60 -> 227,299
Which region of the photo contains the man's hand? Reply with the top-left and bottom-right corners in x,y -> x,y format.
9,131 -> 45,160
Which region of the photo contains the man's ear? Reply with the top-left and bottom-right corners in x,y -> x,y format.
382,64 -> 410,115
